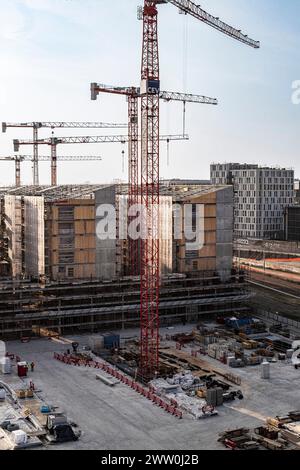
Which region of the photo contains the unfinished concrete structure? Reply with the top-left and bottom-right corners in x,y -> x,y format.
0,271 -> 250,340
171,185 -> 233,282
46,198 -> 96,280
1,186 -> 103,281
0,197 -> 10,277
0,183 -> 247,339
95,184 -> 233,282
95,185 -> 173,280
1,183 -> 233,282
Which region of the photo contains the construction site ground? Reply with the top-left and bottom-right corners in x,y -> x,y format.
2,323 -> 300,451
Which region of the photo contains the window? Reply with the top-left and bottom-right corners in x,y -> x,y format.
67,268 -> 74,277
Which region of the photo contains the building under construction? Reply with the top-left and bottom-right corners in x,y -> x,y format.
0,196 -> 10,277
0,183 -> 250,339
1,183 -> 233,281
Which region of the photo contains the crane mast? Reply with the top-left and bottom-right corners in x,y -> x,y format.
140,1 -> 161,377
128,94 -> 140,276
138,0 -> 259,378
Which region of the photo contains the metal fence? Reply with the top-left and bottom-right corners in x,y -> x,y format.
255,309 -> 300,331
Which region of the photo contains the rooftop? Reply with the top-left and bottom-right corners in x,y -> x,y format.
0,183 -> 230,203
0,185 -> 107,201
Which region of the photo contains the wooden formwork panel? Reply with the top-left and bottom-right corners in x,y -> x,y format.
51,252 -> 59,264
85,221 -> 95,234
74,220 -> 95,235
186,192 -> 216,204
74,206 -> 95,220
74,221 -> 85,235
199,244 -> 216,258
74,264 -> 96,279
74,250 -> 96,264
51,207 -> 59,220
197,258 -> 216,271
205,231 -> 216,244
51,236 -> 59,250
204,204 -> 216,218
51,222 -> 59,236
204,218 -> 217,231
75,235 -> 95,250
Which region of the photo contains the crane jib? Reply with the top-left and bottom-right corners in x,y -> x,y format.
164,0 -> 260,49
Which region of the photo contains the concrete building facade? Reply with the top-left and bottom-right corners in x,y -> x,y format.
1,183 -> 234,283
45,198 -> 96,280
0,196 -> 10,277
95,186 -> 173,280
172,185 -> 233,282
211,164 -> 294,239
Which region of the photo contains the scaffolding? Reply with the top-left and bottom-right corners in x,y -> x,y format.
0,272 -> 250,339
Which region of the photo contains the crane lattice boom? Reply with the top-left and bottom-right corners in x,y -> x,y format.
0,155 -> 102,162
163,0 -> 260,48
14,134 -> 188,149
3,121 -> 127,185
2,122 -> 127,131
91,83 -> 217,105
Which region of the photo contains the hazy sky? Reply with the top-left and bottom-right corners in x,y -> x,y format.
0,0 -> 299,185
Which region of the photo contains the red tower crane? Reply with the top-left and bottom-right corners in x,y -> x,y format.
2,121 -> 127,186
13,134 -> 188,186
138,0 -> 259,377
91,82 -> 217,275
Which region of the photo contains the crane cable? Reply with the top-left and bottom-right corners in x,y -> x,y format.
182,14 -> 189,136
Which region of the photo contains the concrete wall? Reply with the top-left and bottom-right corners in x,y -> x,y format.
216,186 -> 233,281
4,196 -> 22,278
116,194 -> 173,276
46,199 -> 96,281
24,196 -> 45,278
175,186 -> 233,280
95,186 -> 117,280
4,195 -> 45,279
95,187 -> 173,280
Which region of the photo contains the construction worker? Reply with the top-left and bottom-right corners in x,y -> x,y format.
30,361 -> 35,372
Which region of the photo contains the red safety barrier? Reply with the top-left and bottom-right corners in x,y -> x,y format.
53,352 -> 183,419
